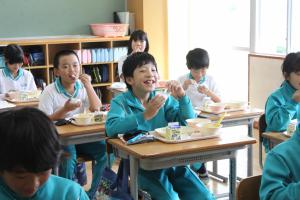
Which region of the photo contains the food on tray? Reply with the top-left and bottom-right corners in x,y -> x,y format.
165,123 -> 181,140
205,103 -> 226,113
196,122 -> 222,135
94,111 -> 107,122
224,101 -> 248,109
6,90 -> 41,101
160,122 -> 200,140
186,118 -> 211,128
73,113 -> 94,125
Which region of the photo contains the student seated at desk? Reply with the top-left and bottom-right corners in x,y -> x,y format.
0,107 -> 89,200
38,50 -> 106,199
106,52 -> 215,200
260,124 -> 300,199
178,48 -> 221,182
264,52 -> 300,151
0,44 -> 37,99
117,29 -> 150,81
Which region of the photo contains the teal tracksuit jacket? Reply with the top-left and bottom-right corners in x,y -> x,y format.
0,175 -> 89,199
105,90 -> 215,200
264,80 -> 299,150
260,127 -> 300,200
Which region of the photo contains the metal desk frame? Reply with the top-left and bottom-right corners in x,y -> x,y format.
209,116 -> 256,182
111,143 -> 251,200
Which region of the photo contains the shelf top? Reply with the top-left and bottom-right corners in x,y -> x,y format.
0,35 -> 130,45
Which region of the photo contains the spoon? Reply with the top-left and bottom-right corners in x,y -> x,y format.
214,112 -> 226,127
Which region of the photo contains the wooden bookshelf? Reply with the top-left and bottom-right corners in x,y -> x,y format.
0,35 -> 129,103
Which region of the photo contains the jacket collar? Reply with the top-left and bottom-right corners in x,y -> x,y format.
122,90 -> 155,110
282,80 -> 296,95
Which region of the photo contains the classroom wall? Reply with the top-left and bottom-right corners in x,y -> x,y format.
249,54 -> 284,109
127,0 -> 168,80
0,0 -> 125,37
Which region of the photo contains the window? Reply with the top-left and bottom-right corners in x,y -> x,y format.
168,0 -> 250,101
255,0 -> 287,54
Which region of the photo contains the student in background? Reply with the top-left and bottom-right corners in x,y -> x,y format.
260,124 -> 300,199
117,29 -> 149,81
38,50 -> 106,199
106,52 -> 214,200
178,48 -> 221,108
0,107 -> 89,199
178,48 -> 221,182
263,52 -> 300,151
0,44 -> 37,98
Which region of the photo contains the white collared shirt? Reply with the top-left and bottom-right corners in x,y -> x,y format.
178,73 -> 221,107
38,82 -> 89,118
0,68 -> 37,94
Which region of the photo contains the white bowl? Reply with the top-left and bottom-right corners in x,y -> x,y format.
207,103 -> 226,113
225,101 -> 248,109
186,118 -> 211,128
196,123 -> 222,136
73,113 -> 94,125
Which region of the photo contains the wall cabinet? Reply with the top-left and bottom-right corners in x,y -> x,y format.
0,36 -> 129,103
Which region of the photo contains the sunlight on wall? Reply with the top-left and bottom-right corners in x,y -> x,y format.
168,0 -> 249,101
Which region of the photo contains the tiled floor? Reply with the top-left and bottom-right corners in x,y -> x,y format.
84,126 -> 264,199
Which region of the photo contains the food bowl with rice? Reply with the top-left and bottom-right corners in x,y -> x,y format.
196,123 -> 223,136
73,113 -> 94,125
225,101 -> 248,109
186,118 -> 211,128
206,103 -> 226,113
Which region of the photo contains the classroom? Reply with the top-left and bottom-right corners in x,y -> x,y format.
0,0 -> 298,200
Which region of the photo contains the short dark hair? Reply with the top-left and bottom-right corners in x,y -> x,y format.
122,52 -> 157,90
186,48 -> 209,70
282,52 -> 300,79
53,49 -> 80,69
127,30 -> 149,55
0,107 -> 61,173
4,44 -> 24,65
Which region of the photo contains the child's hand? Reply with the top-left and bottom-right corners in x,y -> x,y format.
144,95 -> 166,120
167,80 -> 185,99
64,99 -> 82,112
5,91 -> 17,99
198,85 -> 210,95
183,79 -> 196,90
79,74 -> 92,87
293,90 -> 300,102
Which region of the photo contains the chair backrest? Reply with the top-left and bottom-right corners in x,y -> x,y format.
236,175 -> 262,200
258,114 -> 267,142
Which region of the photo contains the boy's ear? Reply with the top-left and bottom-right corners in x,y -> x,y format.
53,68 -> 60,77
125,77 -> 134,86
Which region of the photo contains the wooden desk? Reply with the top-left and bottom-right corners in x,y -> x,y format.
108,127 -> 256,200
56,124 -> 106,145
200,108 -> 263,179
13,101 -> 39,107
262,132 -> 289,146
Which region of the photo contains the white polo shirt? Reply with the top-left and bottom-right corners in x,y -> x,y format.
0,68 -> 37,94
39,79 -> 89,118
178,73 -> 221,107
117,55 -> 127,77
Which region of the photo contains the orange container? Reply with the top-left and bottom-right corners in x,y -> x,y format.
89,23 -> 129,37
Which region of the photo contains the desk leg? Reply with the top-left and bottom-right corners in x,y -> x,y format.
130,156 -> 139,200
229,156 -> 237,200
247,120 -> 253,177
209,161 -> 228,183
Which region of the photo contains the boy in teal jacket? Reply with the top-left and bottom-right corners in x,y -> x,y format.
0,107 -> 89,200
264,52 -> 300,151
106,52 -> 214,200
260,124 -> 300,199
